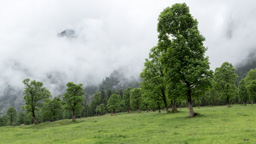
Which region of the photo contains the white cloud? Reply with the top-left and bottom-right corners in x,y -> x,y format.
0,0 -> 256,95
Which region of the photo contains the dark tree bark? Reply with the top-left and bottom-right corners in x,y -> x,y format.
161,89 -> 169,113
32,111 -> 38,125
72,109 -> 76,121
227,96 -> 231,108
227,85 -> 231,108
157,102 -> 161,113
53,110 -> 56,121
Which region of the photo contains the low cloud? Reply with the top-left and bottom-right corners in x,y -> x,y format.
0,0 -> 256,96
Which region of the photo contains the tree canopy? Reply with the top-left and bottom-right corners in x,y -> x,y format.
107,94 -> 121,114
63,82 -> 85,121
6,107 -> 17,126
213,62 -> 238,107
140,46 -> 170,112
23,78 -> 51,124
157,3 -> 212,117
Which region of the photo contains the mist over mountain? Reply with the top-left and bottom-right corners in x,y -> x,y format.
235,50 -> 256,82
1,0 -> 256,114
0,68 -> 140,114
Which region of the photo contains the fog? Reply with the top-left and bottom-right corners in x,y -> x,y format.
0,0 -> 256,96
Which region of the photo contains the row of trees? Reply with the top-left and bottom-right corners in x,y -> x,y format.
1,3 -> 255,125
0,79 -> 85,126
1,59 -> 253,126
139,3 -> 255,117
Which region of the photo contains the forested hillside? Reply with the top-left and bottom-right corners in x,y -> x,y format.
235,51 -> 256,82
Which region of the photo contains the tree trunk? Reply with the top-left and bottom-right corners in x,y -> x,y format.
10,118 -> 12,126
72,109 -> 76,121
227,96 -> 231,108
186,83 -> 195,117
243,102 -> 246,106
171,100 -> 177,112
32,111 -> 38,125
188,102 -> 195,117
251,102 -> 254,106
162,90 -> 169,113
53,111 -> 56,121
146,104 -> 149,112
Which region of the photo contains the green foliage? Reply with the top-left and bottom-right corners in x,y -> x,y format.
130,88 -> 142,111
123,87 -> 131,112
17,108 -> 34,125
0,115 -> 8,126
6,107 -> 17,126
214,62 -> 238,106
244,68 -> 256,104
238,79 -> 249,105
140,46 -> 170,112
17,111 -> 26,125
157,3 -> 212,116
42,97 -> 63,121
96,104 -> 106,115
63,82 -> 85,121
107,94 -> 121,114
205,85 -> 219,106
93,92 -> 101,105
23,78 -> 51,124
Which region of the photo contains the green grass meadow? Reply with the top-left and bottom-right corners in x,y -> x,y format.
0,105 -> 255,144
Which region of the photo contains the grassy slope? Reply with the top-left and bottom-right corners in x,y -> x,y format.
0,105 -> 255,144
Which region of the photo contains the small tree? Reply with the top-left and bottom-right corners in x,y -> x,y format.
238,79 -> 249,106
123,88 -> 131,112
93,92 -> 102,105
63,82 -> 85,121
130,88 -> 142,112
141,93 -> 151,112
140,46 -> 170,113
0,115 -> 8,126
107,94 -> 121,115
23,78 -> 51,124
17,110 -> 26,125
96,104 -> 106,115
244,69 -> 256,105
42,97 -> 63,121
205,86 -> 219,107
214,62 -> 238,107
6,107 -> 17,126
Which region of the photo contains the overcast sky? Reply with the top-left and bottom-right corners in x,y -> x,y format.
0,0 -> 256,92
